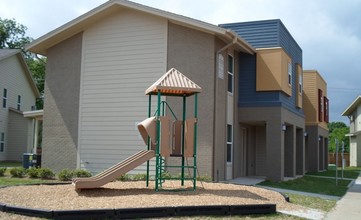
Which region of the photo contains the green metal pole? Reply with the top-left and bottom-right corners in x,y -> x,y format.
155,91 -> 161,191
193,93 -> 198,190
162,101 -> 165,116
181,95 -> 186,186
146,95 -> 151,187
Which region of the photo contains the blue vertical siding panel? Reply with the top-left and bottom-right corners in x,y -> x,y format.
239,53 -> 281,107
221,20 -> 304,117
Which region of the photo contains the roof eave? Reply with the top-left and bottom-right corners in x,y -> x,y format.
342,96 -> 361,116
26,0 -> 255,56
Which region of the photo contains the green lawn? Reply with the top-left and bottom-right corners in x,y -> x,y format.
0,161 -> 22,168
285,193 -> 336,212
0,177 -> 56,186
257,176 -> 351,197
306,166 -> 361,179
166,213 -> 304,219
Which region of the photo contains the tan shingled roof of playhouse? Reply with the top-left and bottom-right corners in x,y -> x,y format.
145,68 -> 202,96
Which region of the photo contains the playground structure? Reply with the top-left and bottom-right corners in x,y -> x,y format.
73,68 -> 202,190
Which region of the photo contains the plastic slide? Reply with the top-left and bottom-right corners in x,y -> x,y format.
73,150 -> 155,190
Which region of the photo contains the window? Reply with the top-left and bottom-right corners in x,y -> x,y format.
318,89 -> 323,122
288,62 -> 292,86
17,95 -> 21,111
298,71 -> 303,94
2,88 -> 7,108
226,124 -> 233,163
324,97 -> 329,123
0,133 -> 4,152
227,55 -> 234,94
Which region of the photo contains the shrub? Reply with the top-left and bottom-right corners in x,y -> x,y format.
161,171 -> 172,179
117,174 -> 131,181
58,169 -> 74,181
10,167 -> 26,178
27,167 -> 39,178
73,169 -> 92,178
0,167 -> 6,176
133,173 -> 147,181
37,168 -> 54,179
196,175 -> 212,182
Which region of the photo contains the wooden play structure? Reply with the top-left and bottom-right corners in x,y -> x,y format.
73,68 -> 201,191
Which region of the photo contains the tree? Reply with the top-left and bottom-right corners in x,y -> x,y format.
0,18 -> 32,49
0,17 -> 45,109
328,122 -> 350,153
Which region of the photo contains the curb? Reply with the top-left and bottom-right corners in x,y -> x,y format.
0,204 -> 276,219
0,183 -> 276,219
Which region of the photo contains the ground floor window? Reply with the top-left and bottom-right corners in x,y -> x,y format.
227,124 -> 233,162
0,132 -> 4,152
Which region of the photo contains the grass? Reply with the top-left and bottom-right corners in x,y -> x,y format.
0,161 -> 22,168
285,193 -> 336,212
257,175 -> 351,197
165,213 -> 304,219
306,166 -> 361,179
0,177 -> 56,186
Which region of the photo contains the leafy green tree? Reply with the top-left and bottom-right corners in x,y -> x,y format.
328,122 -> 350,153
0,18 -> 32,49
0,17 -> 45,109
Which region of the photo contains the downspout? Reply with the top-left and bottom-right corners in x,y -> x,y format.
213,31 -> 237,182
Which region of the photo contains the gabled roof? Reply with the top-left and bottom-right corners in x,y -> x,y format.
0,49 -> 19,60
0,49 -> 40,98
26,0 -> 255,55
145,68 -> 202,96
342,95 -> 361,116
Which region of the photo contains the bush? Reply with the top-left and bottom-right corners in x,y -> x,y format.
0,167 -> 6,176
196,175 -> 212,182
117,174 -> 131,181
10,167 -> 26,178
58,169 -> 74,181
133,173 -> 147,181
27,167 -> 39,178
73,169 -> 92,178
161,171 -> 172,179
37,168 -> 54,179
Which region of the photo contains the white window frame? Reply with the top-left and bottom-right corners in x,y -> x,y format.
227,54 -> 234,94
2,88 -> 7,108
226,124 -> 233,163
288,62 -> 292,86
17,95 -> 21,111
0,132 -> 4,152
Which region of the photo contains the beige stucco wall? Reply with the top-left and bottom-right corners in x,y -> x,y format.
166,22 -> 216,178
41,33 -> 83,172
238,106 -> 305,181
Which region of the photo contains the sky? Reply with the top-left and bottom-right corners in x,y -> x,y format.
1,0 -> 360,123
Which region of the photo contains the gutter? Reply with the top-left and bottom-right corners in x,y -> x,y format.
213,31 -> 237,181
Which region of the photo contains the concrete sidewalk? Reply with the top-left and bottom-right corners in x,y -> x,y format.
325,175 -> 361,219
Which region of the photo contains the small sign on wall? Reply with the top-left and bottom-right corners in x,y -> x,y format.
218,54 -> 224,79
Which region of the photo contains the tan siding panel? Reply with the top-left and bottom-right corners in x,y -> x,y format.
79,9 -> 166,174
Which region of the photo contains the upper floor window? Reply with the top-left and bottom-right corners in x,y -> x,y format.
288,62 -> 292,86
324,97 -> 329,123
0,132 -> 4,152
2,88 -> 7,108
228,54 -> 234,94
318,89 -> 323,122
17,95 -> 21,111
298,71 -> 303,94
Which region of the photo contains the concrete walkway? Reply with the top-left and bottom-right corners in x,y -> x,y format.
325,175 -> 361,219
